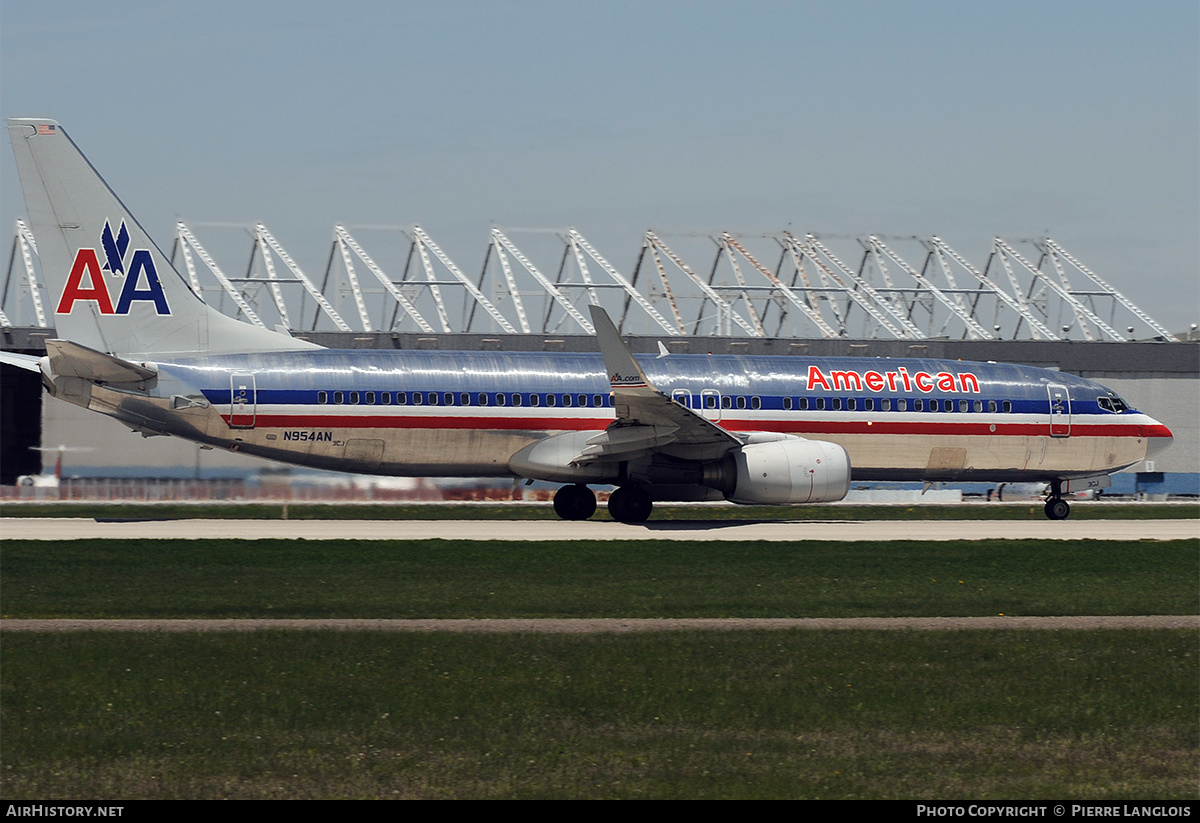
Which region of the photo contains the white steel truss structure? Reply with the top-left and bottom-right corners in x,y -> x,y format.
4,221 -> 1181,342
1,220 -> 48,328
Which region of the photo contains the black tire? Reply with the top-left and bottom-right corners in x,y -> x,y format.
553,484 -> 596,521
1044,498 -> 1071,520
608,485 -> 653,524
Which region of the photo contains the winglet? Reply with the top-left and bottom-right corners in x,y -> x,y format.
589,304 -> 654,392
587,303 -> 739,455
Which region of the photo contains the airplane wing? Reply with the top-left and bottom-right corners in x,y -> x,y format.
578,305 -> 740,464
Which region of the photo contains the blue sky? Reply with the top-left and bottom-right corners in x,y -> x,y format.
2,0 -> 1196,332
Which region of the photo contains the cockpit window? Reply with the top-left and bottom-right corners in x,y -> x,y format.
1098,395 -> 1129,414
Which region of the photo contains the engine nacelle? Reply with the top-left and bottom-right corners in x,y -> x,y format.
723,438 -> 851,505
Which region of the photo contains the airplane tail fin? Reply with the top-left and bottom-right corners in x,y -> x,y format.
7,118 -> 317,357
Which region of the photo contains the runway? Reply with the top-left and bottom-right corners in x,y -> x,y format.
2,517 -> 1196,541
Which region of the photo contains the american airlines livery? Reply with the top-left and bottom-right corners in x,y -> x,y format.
1,119 -> 1174,522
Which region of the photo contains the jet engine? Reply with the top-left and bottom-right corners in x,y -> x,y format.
710,438 -> 851,505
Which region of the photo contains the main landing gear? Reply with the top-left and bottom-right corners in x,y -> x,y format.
553,484 -> 597,521
552,484 -> 654,524
607,485 -> 653,524
1043,480 -> 1071,520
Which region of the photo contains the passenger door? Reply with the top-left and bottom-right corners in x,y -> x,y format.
1047,383 -> 1070,437
229,373 -> 257,429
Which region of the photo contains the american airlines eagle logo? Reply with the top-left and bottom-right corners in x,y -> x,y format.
55,220 -> 170,315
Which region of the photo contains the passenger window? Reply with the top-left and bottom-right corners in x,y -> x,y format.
495,393 -> 506,406
722,396 -> 732,409
318,391 -> 328,404
751,396 -> 761,410
334,391 -> 344,404
799,398 -> 809,411
562,394 -> 572,407
1002,400 -> 1012,413
381,392 -> 391,405
477,392 -> 488,406
914,398 -> 922,411
546,394 -> 556,407
512,394 -> 522,407
530,395 -> 540,407
705,395 -> 717,409
973,400 -> 983,412
397,392 -> 408,405
832,398 -> 842,411
736,396 -> 746,410
959,400 -> 969,412
350,391 -> 360,405
816,398 -> 825,411
460,393 -> 470,406
987,400 -> 997,413
783,397 -> 792,411
366,392 -> 375,405
864,398 -> 874,411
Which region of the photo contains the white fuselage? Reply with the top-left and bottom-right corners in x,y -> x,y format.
77,348 -> 1171,486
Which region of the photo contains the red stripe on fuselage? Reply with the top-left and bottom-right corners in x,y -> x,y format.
224,413 -> 1164,439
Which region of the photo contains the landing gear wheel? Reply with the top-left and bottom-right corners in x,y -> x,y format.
1044,498 -> 1071,520
607,485 -> 653,524
553,484 -> 597,521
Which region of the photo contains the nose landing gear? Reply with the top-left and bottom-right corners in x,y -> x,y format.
1044,480 -> 1071,520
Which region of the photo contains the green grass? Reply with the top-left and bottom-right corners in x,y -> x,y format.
3,538 -> 1197,619
2,500 -> 1196,520
2,630 -> 1194,799
3,537 -> 1196,798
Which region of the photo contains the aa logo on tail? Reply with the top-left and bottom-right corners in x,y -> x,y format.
56,220 -> 170,315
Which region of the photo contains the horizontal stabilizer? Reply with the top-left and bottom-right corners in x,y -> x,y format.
45,339 -> 156,385
0,351 -> 42,372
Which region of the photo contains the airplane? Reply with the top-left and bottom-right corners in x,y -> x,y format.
0,118 -> 1174,523
15,444 -> 92,493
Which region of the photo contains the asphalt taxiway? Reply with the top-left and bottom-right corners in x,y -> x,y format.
2,517 -> 1196,541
